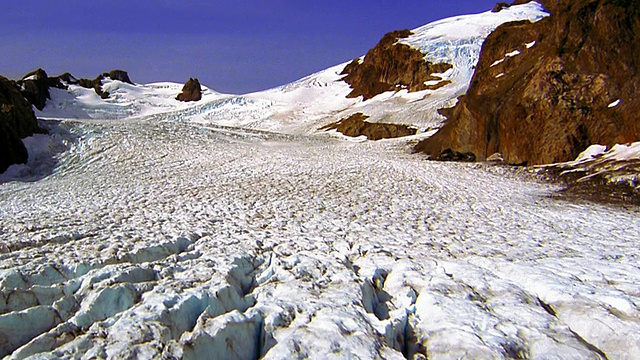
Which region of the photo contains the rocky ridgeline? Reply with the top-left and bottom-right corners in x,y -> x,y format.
415,0 -> 640,166
0,69 -> 136,173
341,30 -> 453,100
18,69 -> 134,108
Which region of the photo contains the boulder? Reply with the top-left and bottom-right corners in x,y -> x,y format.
17,69 -> 51,111
176,78 -> 203,102
415,0 -> 640,165
341,30 -> 453,100
0,76 -> 44,173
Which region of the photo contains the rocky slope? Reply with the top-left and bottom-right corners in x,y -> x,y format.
340,30 -> 452,100
415,0 -> 640,165
0,76 -> 44,173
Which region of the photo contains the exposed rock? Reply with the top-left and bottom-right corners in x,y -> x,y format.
341,30 -> 453,100
486,152 -> 505,163
435,149 -> 477,162
415,0 -> 640,166
106,70 -> 134,85
176,78 -> 203,102
492,2 -> 512,12
319,113 -> 417,140
83,70 -> 134,99
49,70 -> 134,99
47,72 -> 76,90
0,76 -> 44,173
17,69 -> 50,111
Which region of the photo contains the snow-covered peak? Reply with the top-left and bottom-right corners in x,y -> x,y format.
402,2 -> 547,48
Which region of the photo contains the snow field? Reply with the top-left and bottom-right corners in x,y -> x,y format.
1,118 -> 639,359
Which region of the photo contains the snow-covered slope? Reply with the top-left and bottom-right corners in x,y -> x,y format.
37,2 -> 548,136
38,79 -> 230,121
215,2 -> 549,134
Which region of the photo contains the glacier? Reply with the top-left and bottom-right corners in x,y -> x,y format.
1,2 -> 639,359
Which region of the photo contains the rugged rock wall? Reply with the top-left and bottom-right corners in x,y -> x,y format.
341,30 -> 452,100
18,69 -> 51,111
176,78 -> 203,102
0,76 -> 43,173
415,0 -> 640,165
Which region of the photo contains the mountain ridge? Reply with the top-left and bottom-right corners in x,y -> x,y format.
415,0 -> 640,166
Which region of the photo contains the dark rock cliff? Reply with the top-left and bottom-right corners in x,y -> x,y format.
0,76 -> 44,173
415,0 -> 640,165
341,30 -> 453,100
17,69 -> 51,111
176,78 -> 203,102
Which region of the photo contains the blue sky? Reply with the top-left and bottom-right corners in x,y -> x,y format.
1,1 -> 502,94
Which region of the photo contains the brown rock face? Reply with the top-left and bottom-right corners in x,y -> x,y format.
319,113 -> 417,140
0,76 -> 44,173
415,0 -> 640,165
176,78 -> 203,102
107,70 -> 134,85
341,30 -> 453,100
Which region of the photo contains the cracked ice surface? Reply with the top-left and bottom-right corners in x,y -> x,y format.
1,118 -> 640,359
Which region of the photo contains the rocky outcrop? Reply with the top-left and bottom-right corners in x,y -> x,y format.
16,69 -> 135,106
0,76 -> 44,173
341,30 -> 453,100
106,70 -> 133,85
415,0 -> 640,166
319,113 -> 417,140
17,69 -> 51,111
72,70 -> 134,99
176,78 -> 203,102
492,2 -> 512,12
47,70 -> 134,100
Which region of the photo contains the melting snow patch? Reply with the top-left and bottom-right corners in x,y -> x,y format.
608,99 -> 621,108
491,59 -> 505,67
574,144 -> 608,163
525,41 -> 536,49
505,50 -> 521,57
496,73 -> 505,78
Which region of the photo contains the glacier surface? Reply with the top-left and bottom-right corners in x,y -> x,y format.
1,2 -> 639,359
2,117 -> 639,359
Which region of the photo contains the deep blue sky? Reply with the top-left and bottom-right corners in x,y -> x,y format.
1,1 -> 502,94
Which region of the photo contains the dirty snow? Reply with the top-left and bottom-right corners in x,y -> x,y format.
548,142 -> 640,190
